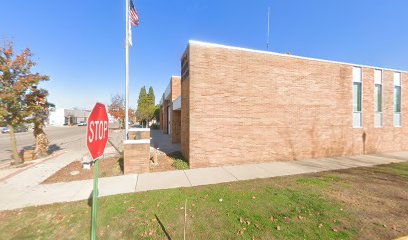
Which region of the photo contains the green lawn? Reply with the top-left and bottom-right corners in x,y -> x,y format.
1,162 -> 408,239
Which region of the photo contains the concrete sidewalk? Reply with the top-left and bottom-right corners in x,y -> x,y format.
1,151 -> 407,211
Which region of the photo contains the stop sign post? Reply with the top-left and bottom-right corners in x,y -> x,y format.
87,103 -> 109,240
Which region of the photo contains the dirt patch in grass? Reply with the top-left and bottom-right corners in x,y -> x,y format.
322,164 -> 408,240
42,157 -> 123,184
284,162 -> 408,240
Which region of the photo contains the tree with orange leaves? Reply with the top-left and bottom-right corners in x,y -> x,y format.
0,42 -> 50,164
108,94 -> 135,129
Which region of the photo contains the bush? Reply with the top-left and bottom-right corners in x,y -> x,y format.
172,159 -> 189,170
169,151 -> 189,170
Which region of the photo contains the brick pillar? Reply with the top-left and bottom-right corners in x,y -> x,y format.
124,129 -> 150,174
171,110 -> 181,143
128,128 -> 150,140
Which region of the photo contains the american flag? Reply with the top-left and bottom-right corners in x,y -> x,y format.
129,0 -> 139,26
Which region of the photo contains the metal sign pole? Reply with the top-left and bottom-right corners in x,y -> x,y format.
91,159 -> 99,240
125,0 -> 130,140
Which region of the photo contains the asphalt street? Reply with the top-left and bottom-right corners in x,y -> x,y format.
0,126 -> 124,162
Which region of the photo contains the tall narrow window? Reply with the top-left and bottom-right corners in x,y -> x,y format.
374,69 -> 383,127
394,72 -> 402,127
353,67 -> 363,127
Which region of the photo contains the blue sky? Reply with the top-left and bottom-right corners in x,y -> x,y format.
1,0 -> 407,109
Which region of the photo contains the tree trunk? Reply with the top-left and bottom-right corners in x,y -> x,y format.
8,125 -> 22,164
33,121 -> 49,159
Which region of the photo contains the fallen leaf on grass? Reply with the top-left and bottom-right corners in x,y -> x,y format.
240,217 -> 245,224
318,223 -> 323,228
332,227 -> 338,232
127,207 -> 136,213
276,226 -> 281,231
252,196 -> 256,199
239,217 -> 250,225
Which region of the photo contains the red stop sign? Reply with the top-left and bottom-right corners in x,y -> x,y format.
87,103 -> 109,160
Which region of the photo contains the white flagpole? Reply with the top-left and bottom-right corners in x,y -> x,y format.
267,7 -> 270,51
125,0 -> 129,140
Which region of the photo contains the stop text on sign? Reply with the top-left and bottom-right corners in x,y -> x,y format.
88,120 -> 108,143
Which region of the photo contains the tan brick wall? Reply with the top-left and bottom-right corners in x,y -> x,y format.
170,76 -> 181,142
162,100 -> 169,134
171,110 -> 181,143
171,76 -> 181,101
124,143 -> 150,174
162,76 -> 181,135
184,42 -> 408,168
181,47 -> 190,160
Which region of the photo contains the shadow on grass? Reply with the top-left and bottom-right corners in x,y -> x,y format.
155,214 -> 172,240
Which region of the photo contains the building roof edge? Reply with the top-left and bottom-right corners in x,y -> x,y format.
188,40 -> 407,73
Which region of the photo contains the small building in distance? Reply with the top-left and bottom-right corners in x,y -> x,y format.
49,108 -> 91,126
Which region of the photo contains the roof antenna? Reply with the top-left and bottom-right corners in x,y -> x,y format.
267,7 -> 270,51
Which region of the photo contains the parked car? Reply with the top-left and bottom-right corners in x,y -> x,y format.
78,121 -> 87,126
2,126 -> 28,133
2,127 -> 9,134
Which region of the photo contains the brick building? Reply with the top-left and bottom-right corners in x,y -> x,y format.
160,76 -> 182,143
160,40 -> 407,168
